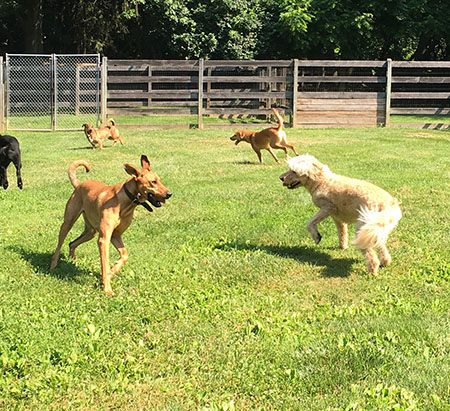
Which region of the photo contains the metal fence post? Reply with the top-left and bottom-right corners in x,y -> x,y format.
101,56 -> 108,125
292,59 -> 299,128
385,58 -> 392,127
198,58 -> 204,129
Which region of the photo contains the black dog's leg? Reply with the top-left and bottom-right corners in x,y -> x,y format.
0,166 -> 8,190
12,155 -> 23,189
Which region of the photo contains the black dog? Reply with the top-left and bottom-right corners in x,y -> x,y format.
0,134 -> 23,189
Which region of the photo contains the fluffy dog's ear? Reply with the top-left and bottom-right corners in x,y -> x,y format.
124,164 -> 140,177
141,155 -> 151,170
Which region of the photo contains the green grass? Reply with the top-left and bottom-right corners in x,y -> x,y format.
0,125 -> 449,409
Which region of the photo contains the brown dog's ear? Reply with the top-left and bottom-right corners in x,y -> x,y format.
141,155 -> 151,170
124,163 -> 140,177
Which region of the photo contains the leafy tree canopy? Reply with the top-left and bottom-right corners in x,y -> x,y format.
1,0 -> 449,60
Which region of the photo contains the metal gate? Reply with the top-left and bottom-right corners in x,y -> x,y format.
5,54 -> 100,131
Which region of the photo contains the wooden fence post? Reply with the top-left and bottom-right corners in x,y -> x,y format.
101,56 -> 108,125
385,58 -> 392,127
0,56 -> 4,133
198,58 -> 204,129
147,65 -> 152,109
292,59 -> 299,128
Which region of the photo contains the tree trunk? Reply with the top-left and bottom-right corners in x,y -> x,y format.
22,0 -> 44,53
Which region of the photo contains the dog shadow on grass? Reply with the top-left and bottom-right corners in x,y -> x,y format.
215,241 -> 357,278
9,246 -> 92,283
68,146 -> 96,151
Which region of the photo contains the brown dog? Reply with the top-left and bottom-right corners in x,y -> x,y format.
82,119 -> 123,149
280,155 -> 401,276
230,108 -> 299,163
50,155 -> 172,294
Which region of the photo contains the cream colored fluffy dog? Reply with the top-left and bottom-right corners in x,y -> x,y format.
279,155 -> 401,275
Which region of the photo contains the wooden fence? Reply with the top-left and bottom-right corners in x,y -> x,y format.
2,58 -> 450,130
105,59 -> 294,129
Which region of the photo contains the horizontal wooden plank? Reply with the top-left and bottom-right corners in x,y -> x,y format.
108,75 -> 292,83
300,108 -> 382,114
391,92 -> 450,99
108,59 -> 198,67
297,60 -> 386,68
392,76 -> 450,84
204,91 -> 292,99
203,60 -> 292,68
392,61 -> 450,68
298,92 -> 385,99
204,75 -> 292,83
298,76 -> 385,83
108,101 -> 199,108
203,108 -> 288,116
108,91 -> 198,98
108,76 -> 198,83
299,98 -> 383,105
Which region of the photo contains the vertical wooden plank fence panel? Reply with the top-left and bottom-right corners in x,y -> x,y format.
295,60 -> 387,128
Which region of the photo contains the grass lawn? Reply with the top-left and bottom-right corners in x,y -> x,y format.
0,124 -> 449,409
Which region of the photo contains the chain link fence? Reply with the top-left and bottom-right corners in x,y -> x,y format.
5,54 -> 100,131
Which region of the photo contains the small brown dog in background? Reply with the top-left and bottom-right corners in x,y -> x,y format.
230,108 -> 299,163
50,155 -> 172,294
82,119 -> 123,149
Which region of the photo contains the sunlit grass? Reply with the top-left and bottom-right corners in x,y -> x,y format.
0,125 -> 449,409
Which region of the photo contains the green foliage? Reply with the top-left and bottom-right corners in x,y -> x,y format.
0,124 -> 449,409
2,0 -> 450,59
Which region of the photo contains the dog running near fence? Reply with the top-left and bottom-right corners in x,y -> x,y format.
50,155 -> 172,294
0,134 -> 23,190
230,108 -> 299,164
82,119 -> 123,149
279,155 -> 401,276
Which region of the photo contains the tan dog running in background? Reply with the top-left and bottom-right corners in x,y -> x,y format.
50,155 -> 172,294
82,119 -> 123,149
230,108 -> 299,163
280,155 -> 401,276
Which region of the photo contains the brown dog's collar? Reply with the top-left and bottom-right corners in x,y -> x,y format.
123,184 -> 153,212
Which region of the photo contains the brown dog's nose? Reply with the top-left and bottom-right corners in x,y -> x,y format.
165,191 -> 172,199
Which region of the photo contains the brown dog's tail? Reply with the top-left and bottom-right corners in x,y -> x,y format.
108,118 -> 116,126
272,108 -> 283,131
68,159 -> 90,188
352,202 -> 402,249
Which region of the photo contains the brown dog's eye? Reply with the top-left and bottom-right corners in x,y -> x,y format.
152,180 -> 157,185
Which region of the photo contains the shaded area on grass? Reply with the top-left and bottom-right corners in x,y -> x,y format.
215,241 -> 356,278
9,246 -> 95,284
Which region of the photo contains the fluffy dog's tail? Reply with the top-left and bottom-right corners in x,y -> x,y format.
108,118 -> 116,126
352,202 -> 402,249
272,108 -> 283,131
68,159 -> 90,188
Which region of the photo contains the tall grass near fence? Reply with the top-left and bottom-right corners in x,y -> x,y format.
0,125 -> 449,409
